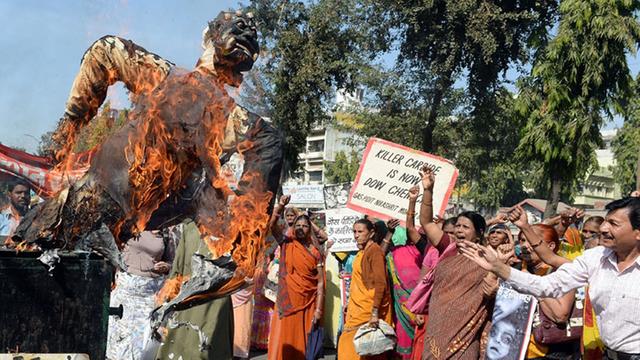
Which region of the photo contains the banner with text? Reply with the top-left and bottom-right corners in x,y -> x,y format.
324,207 -> 363,252
282,184 -> 325,206
347,138 -> 458,224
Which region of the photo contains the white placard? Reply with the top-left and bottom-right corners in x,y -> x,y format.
347,138 -> 458,225
324,207 -> 363,252
282,184 -> 325,205
324,183 -> 352,209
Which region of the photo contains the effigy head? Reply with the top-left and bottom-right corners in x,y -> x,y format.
201,10 -> 259,83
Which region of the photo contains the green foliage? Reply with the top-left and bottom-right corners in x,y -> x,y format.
36,131 -> 55,157
463,89 -> 529,211
370,0 -> 557,151
248,0 -> 387,170
242,0 -> 640,213
71,101 -> 128,153
336,67 -> 467,152
324,150 -> 360,184
517,0 -> 640,215
378,0 -> 556,98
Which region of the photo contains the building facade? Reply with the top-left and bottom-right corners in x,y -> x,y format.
289,89 -> 362,185
573,129 -> 622,209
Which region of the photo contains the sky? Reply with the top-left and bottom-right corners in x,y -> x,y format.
0,0 -> 240,152
0,1 -> 633,153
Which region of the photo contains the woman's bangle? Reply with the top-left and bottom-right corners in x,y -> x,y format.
316,263 -> 324,268
406,211 -> 415,216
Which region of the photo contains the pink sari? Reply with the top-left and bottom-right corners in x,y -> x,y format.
387,245 -> 423,359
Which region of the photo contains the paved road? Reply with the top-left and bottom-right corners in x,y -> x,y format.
250,348 -> 337,359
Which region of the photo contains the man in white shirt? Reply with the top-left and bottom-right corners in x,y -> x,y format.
461,196 -> 640,359
0,179 -> 31,239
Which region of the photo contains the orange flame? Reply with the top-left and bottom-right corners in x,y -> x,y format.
52,66 -> 274,300
15,240 -> 39,252
156,274 -> 189,305
3,237 -> 16,249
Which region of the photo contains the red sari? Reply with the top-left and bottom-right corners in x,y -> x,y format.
267,238 -> 322,360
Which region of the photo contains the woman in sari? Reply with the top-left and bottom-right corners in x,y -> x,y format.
407,184 -> 457,360
268,195 -> 325,360
250,206 -> 295,350
380,186 -> 426,359
418,168 -> 498,359
337,218 -> 393,360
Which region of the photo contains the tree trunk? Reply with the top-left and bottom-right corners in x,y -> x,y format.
422,118 -> 438,153
544,175 -> 562,219
421,73 -> 453,153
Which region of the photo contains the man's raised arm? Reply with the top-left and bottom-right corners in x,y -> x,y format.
459,240 -> 592,298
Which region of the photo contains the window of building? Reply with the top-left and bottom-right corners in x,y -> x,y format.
308,140 -> 324,153
308,171 -> 323,182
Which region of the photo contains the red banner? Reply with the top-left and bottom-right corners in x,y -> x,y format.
0,144 -> 89,197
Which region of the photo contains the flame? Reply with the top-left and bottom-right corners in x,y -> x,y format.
156,274 -> 189,305
4,237 -> 39,252
3,237 -> 16,248
14,240 -> 39,252
51,63 -> 274,302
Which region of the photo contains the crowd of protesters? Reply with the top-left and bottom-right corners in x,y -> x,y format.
2,166 -> 639,360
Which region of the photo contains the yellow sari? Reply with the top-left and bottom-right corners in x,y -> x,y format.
337,250 -> 392,360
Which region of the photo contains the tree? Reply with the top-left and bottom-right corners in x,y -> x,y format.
37,131 -> 55,158
337,67 -> 467,152
463,88 -> 529,212
369,0 -> 557,152
517,0 -> 640,217
248,0 -> 389,171
340,66 -> 529,212
37,103 -> 128,158
324,150 -> 360,184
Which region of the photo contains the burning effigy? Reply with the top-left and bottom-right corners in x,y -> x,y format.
9,8 -> 282,331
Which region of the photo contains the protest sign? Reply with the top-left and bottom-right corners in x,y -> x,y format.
324,207 -> 363,252
282,184 -> 325,207
347,138 -> 458,224
486,283 -> 537,360
324,183 -> 352,209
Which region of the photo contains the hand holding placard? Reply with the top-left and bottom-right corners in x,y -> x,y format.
347,138 -> 458,224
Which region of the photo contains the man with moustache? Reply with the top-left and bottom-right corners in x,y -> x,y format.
461,196 -> 640,360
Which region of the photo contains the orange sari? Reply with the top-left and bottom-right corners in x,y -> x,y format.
337,250 -> 392,360
267,239 -> 321,360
